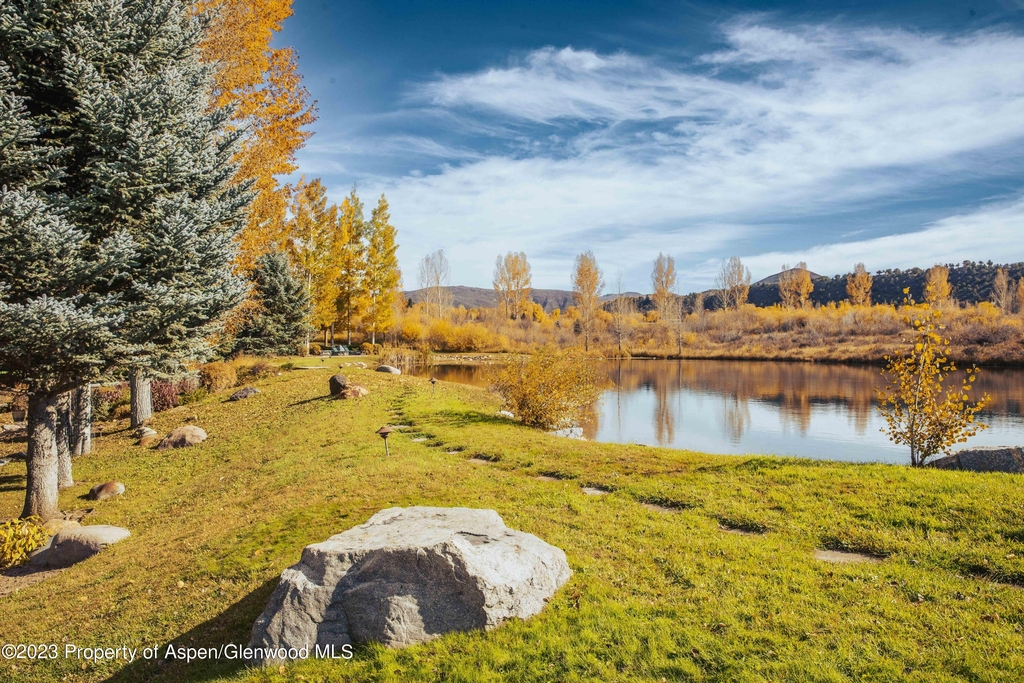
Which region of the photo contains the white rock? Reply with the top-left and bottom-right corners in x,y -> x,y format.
375,365 -> 401,374
248,507 -> 570,662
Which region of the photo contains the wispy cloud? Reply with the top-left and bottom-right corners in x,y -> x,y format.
332,19 -> 1024,290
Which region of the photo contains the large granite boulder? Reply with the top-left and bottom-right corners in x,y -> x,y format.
375,365 -> 401,375
30,525 -> 130,568
157,425 -> 207,450
89,481 -> 125,500
248,507 -> 571,663
329,373 -> 349,395
929,446 -> 1024,474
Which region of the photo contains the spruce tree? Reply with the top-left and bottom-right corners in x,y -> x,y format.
233,251 -> 310,355
0,0 -> 251,518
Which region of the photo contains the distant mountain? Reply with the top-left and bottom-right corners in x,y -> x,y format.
752,268 -> 823,286
404,286 -> 642,312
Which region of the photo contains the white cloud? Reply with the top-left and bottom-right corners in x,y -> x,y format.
320,19 -> 1024,291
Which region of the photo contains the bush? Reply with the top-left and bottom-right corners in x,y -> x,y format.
151,380 -> 180,412
490,348 -> 601,430
199,362 -> 237,393
179,386 -> 208,405
0,517 -> 47,570
279,362 -> 295,371
93,383 -> 129,421
308,343 -> 322,356
360,342 -> 381,355
236,359 -> 275,382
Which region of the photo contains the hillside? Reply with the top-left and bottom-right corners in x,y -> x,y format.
405,286 -> 641,312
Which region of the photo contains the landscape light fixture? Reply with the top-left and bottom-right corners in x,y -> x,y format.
430,377 -> 438,396
376,425 -> 394,455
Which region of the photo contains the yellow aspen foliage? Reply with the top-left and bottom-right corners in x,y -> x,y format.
335,187 -> 367,344
362,194 -> 401,345
651,253 -> 677,320
846,262 -> 872,306
779,262 -> 813,308
493,252 -> 532,320
572,251 -> 604,351
286,178 -> 339,338
490,347 -> 600,430
198,0 -> 317,272
1016,277 -> 1024,314
876,290 -> 989,467
924,265 -> 952,305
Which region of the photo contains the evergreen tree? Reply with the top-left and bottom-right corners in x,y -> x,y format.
361,194 -> 400,345
1,0 -> 250,517
232,251 -> 309,354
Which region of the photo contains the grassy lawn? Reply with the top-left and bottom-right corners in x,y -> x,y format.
1,359 -> 1023,682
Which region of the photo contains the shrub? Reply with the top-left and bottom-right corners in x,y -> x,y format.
151,380 -> 180,412
490,348 -> 601,430
360,342 -> 380,355
308,343 -> 322,356
236,359 -> 275,382
279,361 -> 295,371
0,517 -> 47,570
179,386 -> 208,404
93,383 -> 129,421
199,362 -> 237,393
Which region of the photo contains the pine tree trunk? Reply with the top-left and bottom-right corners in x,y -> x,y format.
56,390 -> 74,489
22,392 -> 61,521
72,384 -> 92,456
130,370 -> 153,428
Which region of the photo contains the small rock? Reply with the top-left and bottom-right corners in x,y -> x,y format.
89,481 -> 125,501
2,423 -> 26,433
339,385 -> 369,399
229,387 -> 261,401
328,374 -> 349,395
134,425 -> 157,439
497,410 -> 515,419
157,425 -> 208,450
139,435 -> 160,448
375,365 -> 401,375
0,458 -> 10,468
30,525 -> 130,568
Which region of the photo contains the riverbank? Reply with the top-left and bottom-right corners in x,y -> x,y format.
1,361 -> 1023,681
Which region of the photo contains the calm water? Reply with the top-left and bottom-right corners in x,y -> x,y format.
411,359 -> 1024,464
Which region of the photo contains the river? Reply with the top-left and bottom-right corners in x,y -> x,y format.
411,359 -> 1024,464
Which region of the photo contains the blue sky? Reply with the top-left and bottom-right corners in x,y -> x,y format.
277,0 -> 1024,292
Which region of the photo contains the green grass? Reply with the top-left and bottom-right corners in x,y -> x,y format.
1,360 -> 1023,682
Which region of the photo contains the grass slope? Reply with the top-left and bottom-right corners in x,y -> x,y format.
1,361 -> 1023,682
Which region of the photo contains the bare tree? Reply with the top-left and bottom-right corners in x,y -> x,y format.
417,249 -> 453,318
572,251 -> 604,351
651,253 -> 677,320
493,251 -> 532,319
993,268 -> 1013,312
714,256 -> 751,310
610,272 -> 636,356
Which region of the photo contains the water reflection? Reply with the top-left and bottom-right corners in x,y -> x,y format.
412,359 -> 1024,463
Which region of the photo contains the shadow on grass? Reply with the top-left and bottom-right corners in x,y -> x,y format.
288,394 -> 333,408
104,577 -> 278,683
0,473 -> 24,493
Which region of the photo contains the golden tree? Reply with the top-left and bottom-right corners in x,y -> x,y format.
846,262 -> 872,306
417,249 -> 453,319
335,186 -> 366,345
198,0 -> 318,272
876,290 -> 988,467
362,194 -> 400,345
714,256 -> 751,310
1016,277 -> 1024,314
609,272 -> 636,355
778,262 -> 813,308
490,348 -> 600,430
493,252 -> 532,319
993,268 -> 1012,312
286,178 -> 338,352
650,253 -> 677,320
924,265 -> 951,305
572,251 -> 604,351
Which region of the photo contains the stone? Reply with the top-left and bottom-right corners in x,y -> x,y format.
89,481 -> 125,500
2,423 -> 25,433
329,374 -> 350,395
134,425 -> 157,439
928,446 -> 1024,474
497,410 -> 515,419
248,506 -> 571,662
42,519 -> 80,535
581,487 -> 609,496
0,458 -> 9,468
229,387 -> 260,401
157,425 -> 208,450
375,365 -> 401,375
813,549 -> 881,564
339,385 -> 369,400
30,525 -> 130,568
139,435 -> 160,448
